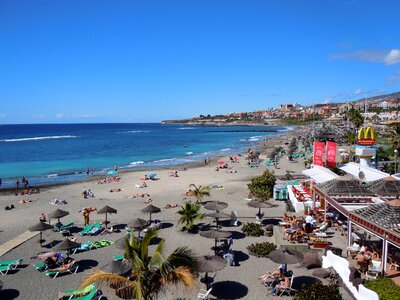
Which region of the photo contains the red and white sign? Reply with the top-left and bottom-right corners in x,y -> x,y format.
326,141 -> 337,168
313,142 -> 324,166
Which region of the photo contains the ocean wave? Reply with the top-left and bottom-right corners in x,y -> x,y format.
177,127 -> 195,130
278,126 -> 295,132
185,152 -> 193,155
154,158 -> 177,163
248,138 -> 260,141
117,130 -> 149,134
0,135 -> 78,142
47,174 -> 58,178
129,161 -> 144,166
220,148 -> 231,151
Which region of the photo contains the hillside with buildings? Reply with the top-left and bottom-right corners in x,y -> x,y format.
162,91 -> 400,126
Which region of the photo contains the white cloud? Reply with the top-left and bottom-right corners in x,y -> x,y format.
32,114 -> 45,119
323,97 -> 334,104
331,49 -> 400,65
55,113 -> 65,119
386,76 -> 400,85
354,88 -> 363,95
384,49 -> 400,65
75,114 -> 97,119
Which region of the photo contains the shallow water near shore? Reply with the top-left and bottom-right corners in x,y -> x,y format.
0,123 -> 290,187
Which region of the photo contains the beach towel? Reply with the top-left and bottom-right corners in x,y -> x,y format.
91,240 -> 114,249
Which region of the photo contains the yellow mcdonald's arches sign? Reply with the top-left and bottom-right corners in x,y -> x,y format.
357,127 -> 376,145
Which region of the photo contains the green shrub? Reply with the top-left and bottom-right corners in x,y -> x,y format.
247,242 -> 276,257
241,222 -> 264,237
294,281 -> 342,300
365,277 -> 400,300
247,170 -> 276,200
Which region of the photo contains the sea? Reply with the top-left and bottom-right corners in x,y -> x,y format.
0,123 -> 292,188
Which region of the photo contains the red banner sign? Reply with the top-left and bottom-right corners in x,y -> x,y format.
313,142 -> 324,166
326,141 -> 337,168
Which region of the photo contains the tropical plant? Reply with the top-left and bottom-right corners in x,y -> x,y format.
365,277 -> 400,300
247,242 -> 276,257
79,228 -> 198,300
241,222 -> 264,237
247,170 -> 276,200
188,184 -> 211,202
177,202 -> 204,231
294,281 -> 342,300
345,108 -> 364,128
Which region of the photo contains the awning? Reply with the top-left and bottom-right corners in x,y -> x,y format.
302,165 -> 339,183
340,162 -> 389,183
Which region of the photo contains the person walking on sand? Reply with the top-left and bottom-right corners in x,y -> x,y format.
39,213 -> 46,223
83,208 -> 90,226
15,179 -> 20,191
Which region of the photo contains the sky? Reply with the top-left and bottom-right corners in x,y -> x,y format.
0,0 -> 399,124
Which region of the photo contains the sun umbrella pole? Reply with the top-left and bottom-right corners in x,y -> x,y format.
205,272 -> 209,290
105,213 -> 108,229
39,231 -> 43,246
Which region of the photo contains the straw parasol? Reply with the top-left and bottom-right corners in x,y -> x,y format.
53,239 -> 81,257
97,205 -> 117,228
141,204 -> 161,221
268,247 -> 303,270
197,255 -> 227,289
203,201 -> 228,211
29,222 -> 54,246
101,260 -> 131,275
247,200 -> 271,216
200,229 -> 232,254
115,237 -> 129,250
127,218 -> 148,238
48,209 -> 69,225
205,211 -> 230,227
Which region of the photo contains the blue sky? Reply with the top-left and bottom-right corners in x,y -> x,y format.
0,0 -> 399,124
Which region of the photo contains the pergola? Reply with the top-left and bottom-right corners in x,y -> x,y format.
368,177 -> 400,199
348,200 -> 400,274
340,162 -> 389,183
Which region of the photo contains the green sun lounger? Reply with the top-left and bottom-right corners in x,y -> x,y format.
113,255 -> 124,261
79,224 -> 94,236
69,241 -> 93,255
62,284 -> 104,300
88,222 -> 102,236
54,221 -> 75,232
45,261 -> 78,278
0,259 -> 22,267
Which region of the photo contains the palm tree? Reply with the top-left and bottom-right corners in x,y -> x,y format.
79,229 -> 198,300
177,202 -> 204,231
188,184 -> 211,203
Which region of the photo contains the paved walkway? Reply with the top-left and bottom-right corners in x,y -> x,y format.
0,230 -> 39,257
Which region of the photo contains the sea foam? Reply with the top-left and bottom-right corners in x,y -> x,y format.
0,135 -> 78,142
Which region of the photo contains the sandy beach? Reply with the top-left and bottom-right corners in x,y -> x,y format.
0,132 -> 352,299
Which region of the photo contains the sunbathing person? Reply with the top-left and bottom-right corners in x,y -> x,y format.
259,264 -> 286,282
18,199 -> 32,204
137,193 -> 150,198
185,189 -> 194,196
272,271 -> 292,296
165,203 -> 178,209
100,226 -> 117,235
110,188 -> 122,192
144,198 -> 154,204
48,259 -> 75,272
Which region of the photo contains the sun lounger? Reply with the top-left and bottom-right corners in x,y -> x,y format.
45,261 -> 78,278
0,259 -> 23,268
0,264 -> 13,275
88,222 -> 103,236
79,224 -> 94,236
61,284 -> 104,300
54,221 -> 74,232
69,241 -> 93,255
113,255 -> 125,261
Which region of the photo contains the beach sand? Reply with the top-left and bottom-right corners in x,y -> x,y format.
0,133 -> 353,299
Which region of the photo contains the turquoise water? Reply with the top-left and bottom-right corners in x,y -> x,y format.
0,123 -> 290,187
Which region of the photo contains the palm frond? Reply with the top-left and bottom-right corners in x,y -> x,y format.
80,270 -> 136,298
160,266 -> 197,287
149,251 -> 165,269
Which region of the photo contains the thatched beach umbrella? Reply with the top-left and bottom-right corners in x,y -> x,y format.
203,201 -> 228,211
247,200 -> 271,216
197,255 -> 227,289
101,260 -> 131,275
268,247 -> 303,270
97,205 -> 117,228
141,204 -> 161,221
205,211 -> 230,227
48,209 -> 69,225
29,222 -> 54,246
127,218 -> 148,238
200,229 -> 232,254
53,239 -> 81,257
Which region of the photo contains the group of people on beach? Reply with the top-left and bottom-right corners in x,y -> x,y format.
81,189 -> 94,199
97,177 -> 121,184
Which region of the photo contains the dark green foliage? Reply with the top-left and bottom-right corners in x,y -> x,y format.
345,108 -> 364,128
241,222 -> 264,237
294,281 -> 342,300
177,202 -> 204,231
247,242 -> 277,257
247,170 -> 276,200
365,277 -> 400,300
